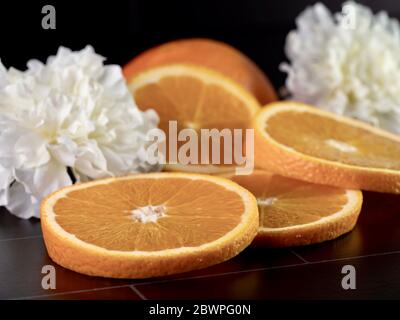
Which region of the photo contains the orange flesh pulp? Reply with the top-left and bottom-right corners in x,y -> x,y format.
53,178 -> 245,251
134,75 -> 253,164
266,111 -> 400,170
230,172 -> 348,228
134,76 -> 253,131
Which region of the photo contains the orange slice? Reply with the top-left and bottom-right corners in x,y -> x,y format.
123,38 -> 278,105
224,170 -> 363,247
254,102 -> 400,193
41,173 -> 258,279
129,63 -> 260,173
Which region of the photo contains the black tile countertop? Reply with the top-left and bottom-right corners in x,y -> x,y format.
1,191 -> 400,300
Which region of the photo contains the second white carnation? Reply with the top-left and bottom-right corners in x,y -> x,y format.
281,1 -> 400,134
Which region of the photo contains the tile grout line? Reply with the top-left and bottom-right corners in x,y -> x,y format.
0,234 -> 43,242
13,249 -> 400,300
305,249 -> 400,264
130,285 -> 148,300
11,262 -> 308,300
133,249 -> 400,286
290,250 -> 309,263
111,249 -> 400,287
134,263 -> 307,287
12,284 -> 131,300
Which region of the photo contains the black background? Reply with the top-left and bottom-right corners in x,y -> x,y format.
1,0 -> 399,92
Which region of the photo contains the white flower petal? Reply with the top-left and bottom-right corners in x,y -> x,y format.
0,188 -> 9,206
74,140 -> 111,179
5,182 -> 39,219
15,160 -> 71,200
0,60 -> 8,89
14,133 -> 50,169
282,1 -> 400,134
26,59 -> 44,74
0,165 -> 13,189
71,168 -> 90,183
100,65 -> 129,98
49,137 -> 77,168
100,146 -> 126,174
0,165 -> 13,206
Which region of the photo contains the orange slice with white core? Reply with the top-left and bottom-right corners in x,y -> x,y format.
41,173 -> 258,279
224,170 -> 363,247
128,63 -> 260,173
254,102 -> 400,193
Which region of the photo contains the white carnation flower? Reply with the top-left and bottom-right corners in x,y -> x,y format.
280,1 -> 400,134
0,46 -> 160,219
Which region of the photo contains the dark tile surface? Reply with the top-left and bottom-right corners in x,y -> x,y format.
0,208 -> 302,300
137,253 -> 400,300
0,237 -> 131,300
0,208 -> 41,240
35,287 -> 141,300
159,247 -> 303,281
1,190 -> 400,300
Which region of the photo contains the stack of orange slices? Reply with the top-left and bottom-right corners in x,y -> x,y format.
41,38 -> 400,279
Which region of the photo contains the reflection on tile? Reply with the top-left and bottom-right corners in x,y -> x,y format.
138,253 -> 400,300
0,238 -> 131,299
0,208 -> 42,240
35,287 -> 141,300
0,237 -> 302,300
154,247 -> 304,282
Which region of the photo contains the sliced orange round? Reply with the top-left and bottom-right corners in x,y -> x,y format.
123,38 -> 278,105
41,172 -> 258,279
224,170 -> 363,247
254,102 -> 400,194
128,63 -> 260,173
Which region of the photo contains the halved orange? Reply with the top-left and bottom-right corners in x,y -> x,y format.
224,170 -> 363,247
41,173 -> 258,279
254,102 -> 400,193
124,38 -> 278,105
129,63 -> 260,173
